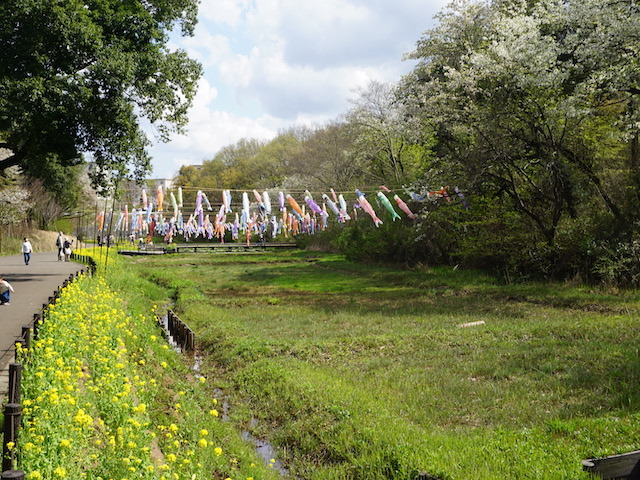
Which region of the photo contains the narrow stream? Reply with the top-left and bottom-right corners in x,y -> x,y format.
241,428 -> 292,477
159,310 -> 294,478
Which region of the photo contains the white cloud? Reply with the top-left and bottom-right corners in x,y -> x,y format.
181,30 -> 232,68
198,0 -> 253,27
149,0 -> 450,178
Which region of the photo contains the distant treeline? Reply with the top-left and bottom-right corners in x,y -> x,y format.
175,0 -> 640,285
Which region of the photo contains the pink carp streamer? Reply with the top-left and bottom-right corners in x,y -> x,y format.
108,184 -> 469,244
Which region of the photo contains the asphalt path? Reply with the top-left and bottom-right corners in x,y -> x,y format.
0,252 -> 85,386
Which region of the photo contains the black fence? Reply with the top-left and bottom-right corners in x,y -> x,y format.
1,269 -> 85,479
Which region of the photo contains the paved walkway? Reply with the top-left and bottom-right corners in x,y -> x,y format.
0,252 -> 85,390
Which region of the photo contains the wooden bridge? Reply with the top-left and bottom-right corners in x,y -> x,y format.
118,242 -> 298,255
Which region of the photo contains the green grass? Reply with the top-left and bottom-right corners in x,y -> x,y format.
126,250 -> 640,479
24,248 -> 284,480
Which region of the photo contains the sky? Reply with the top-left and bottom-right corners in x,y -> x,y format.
145,0 -> 450,179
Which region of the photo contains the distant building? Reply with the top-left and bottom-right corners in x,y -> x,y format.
147,178 -> 174,191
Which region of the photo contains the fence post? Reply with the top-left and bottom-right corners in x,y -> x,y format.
2,403 -> 21,472
187,330 -> 195,352
20,327 -> 30,351
32,313 -> 42,339
12,341 -> 22,364
7,365 -> 21,405
168,311 -> 175,337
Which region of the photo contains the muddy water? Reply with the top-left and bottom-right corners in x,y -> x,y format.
241,428 -> 292,477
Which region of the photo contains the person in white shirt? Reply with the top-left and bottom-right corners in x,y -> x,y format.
0,277 -> 14,305
21,237 -> 33,265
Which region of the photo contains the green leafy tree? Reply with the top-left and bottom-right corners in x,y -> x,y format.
0,0 -> 202,187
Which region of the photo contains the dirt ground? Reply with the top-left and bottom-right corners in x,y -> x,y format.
31,230 -> 78,252
3,229 -> 77,254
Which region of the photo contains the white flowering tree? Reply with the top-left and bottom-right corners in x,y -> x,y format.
402,0 -> 639,246
0,185 -> 31,226
346,80 -> 433,185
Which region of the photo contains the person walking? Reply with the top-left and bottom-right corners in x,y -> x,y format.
56,231 -> 64,261
63,238 -> 72,262
0,276 -> 14,305
21,237 -> 32,265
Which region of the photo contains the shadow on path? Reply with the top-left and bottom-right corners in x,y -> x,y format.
0,251 -> 85,391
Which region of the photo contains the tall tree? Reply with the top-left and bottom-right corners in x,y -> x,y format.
346,80 -> 433,185
288,120 -> 369,190
0,0 -> 202,187
403,0 -> 635,246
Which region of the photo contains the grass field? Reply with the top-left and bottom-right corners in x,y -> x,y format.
126,250 -> 640,479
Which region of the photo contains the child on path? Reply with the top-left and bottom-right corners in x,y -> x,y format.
63,238 -> 72,262
21,237 -> 32,265
0,276 -> 14,305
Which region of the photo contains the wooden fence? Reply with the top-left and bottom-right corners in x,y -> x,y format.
118,242 -> 298,256
159,310 -> 195,353
582,450 -> 640,479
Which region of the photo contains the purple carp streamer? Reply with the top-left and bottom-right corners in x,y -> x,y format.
101,185 -> 467,244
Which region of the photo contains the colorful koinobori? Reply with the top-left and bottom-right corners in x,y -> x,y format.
96,185 -> 467,244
